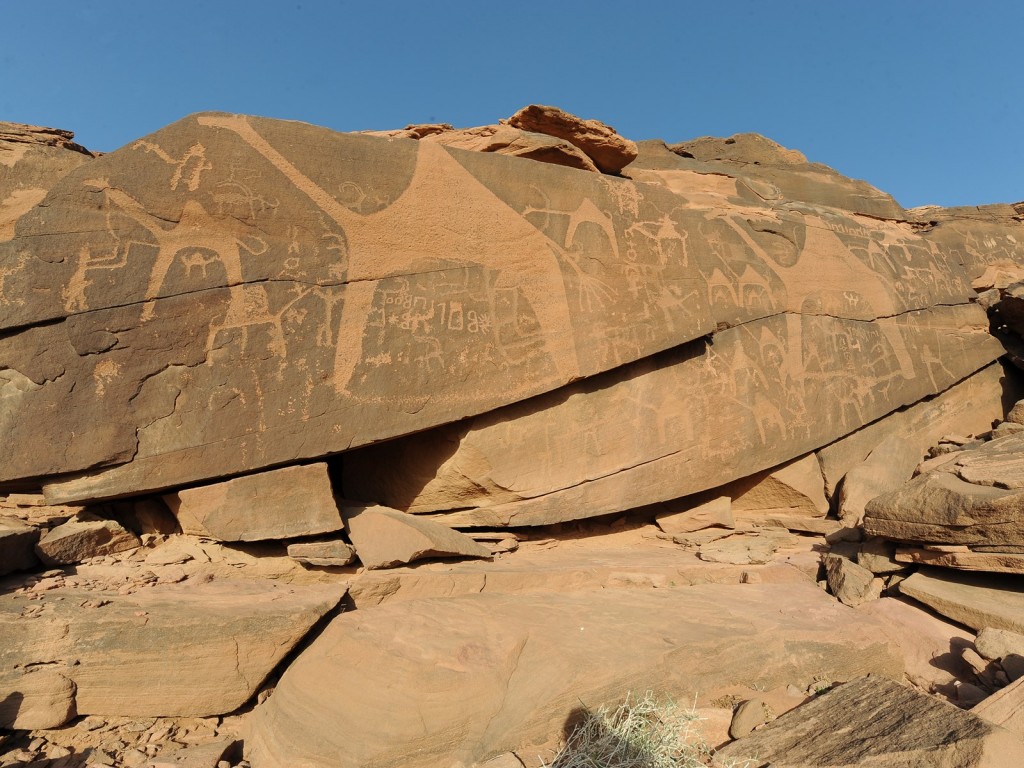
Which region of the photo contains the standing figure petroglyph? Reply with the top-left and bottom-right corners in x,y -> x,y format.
132,140 -> 212,192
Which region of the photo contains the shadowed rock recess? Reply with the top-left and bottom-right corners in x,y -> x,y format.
1,107 -> 1023,767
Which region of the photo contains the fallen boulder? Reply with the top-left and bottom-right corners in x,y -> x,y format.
344,504 -> 491,569
716,675 -> 1024,767
35,512 -> 139,566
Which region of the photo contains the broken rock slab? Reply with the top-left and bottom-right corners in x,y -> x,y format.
825,553 -> 882,607
35,511 -> 139,566
506,104 -> 638,174
286,539 -> 356,568
244,583 -> 902,768
715,675 -> 1024,767
163,463 -> 343,542
0,580 -> 343,717
899,567 -> 1024,633
343,504 -> 491,569
864,471 -> 1024,547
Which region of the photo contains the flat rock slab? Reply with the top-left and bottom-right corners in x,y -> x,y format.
343,504 -> 491,569
865,471 -> 1024,547
0,579 -> 343,718
896,547 -> 1024,574
163,463 -> 343,542
716,675 -> 1024,767
899,567 -> 1024,633
244,583 -> 902,768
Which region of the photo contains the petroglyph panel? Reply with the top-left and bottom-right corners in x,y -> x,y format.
0,113 -> 984,500
344,303 -> 1002,526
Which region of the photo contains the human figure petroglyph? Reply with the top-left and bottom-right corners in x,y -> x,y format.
132,140 -> 211,192
195,114 -> 584,396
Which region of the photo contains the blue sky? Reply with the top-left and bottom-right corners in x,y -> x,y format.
2,1 -> 1020,208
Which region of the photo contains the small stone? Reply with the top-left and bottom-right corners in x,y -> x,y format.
958,681 -> 989,708
729,698 -> 770,739
824,553 -> 880,607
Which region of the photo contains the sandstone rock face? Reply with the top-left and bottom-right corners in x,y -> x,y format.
506,104 -> 638,173
0,113 -> 993,509
716,675 -> 1024,767
0,580 -> 343,717
244,583 -> 902,768
35,512 -> 139,566
347,305 -> 998,527
163,463 -> 342,542
0,122 -> 93,242
343,504 -> 491,569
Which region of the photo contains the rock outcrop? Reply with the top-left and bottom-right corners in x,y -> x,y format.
2,106 -> 1023,768
244,583 -> 902,768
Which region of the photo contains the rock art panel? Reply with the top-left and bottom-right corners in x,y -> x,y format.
244,583 -> 902,768
817,362 -> 1013,498
345,304 -> 1000,527
0,112 -> 984,504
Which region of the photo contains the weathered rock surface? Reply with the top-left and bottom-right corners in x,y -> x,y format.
837,435 -> 918,525
0,580 -> 343,717
35,512 -> 139,566
716,675 -> 1024,767
163,463 -> 342,541
0,121 -> 94,242
975,675 -> 1024,740
348,305 -> 998,527
864,471 -> 1024,546
899,568 -> 1024,633
952,433 -> 1024,489
896,547 -> 1024,573
344,504 -> 491,569
244,583 -> 902,768
506,104 -> 637,174
816,363 -> 1012,498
